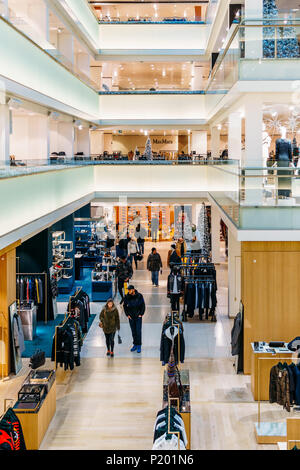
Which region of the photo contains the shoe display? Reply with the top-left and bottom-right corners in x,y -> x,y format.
130,345 -> 137,352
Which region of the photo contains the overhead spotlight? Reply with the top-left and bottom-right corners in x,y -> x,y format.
7,98 -> 22,110
74,119 -> 83,130
48,111 -> 60,120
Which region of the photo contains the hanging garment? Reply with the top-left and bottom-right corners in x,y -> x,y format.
269,363 -> 291,412
0,408 -> 26,450
160,321 -> 185,365
13,313 -> 25,355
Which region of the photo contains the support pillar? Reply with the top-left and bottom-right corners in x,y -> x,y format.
244,0 -> 263,59
211,205 -> 221,264
0,104 -> 10,164
28,115 -> 49,161
191,131 -> 207,156
228,228 -> 241,318
192,65 -> 204,91
76,52 -> 90,80
75,127 -> 90,157
28,0 -> 49,42
211,126 -> 221,160
58,32 -> 74,66
228,112 -> 242,161
243,96 -> 264,204
58,122 -> 74,159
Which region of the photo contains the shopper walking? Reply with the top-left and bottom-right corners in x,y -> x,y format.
99,299 -> 120,357
135,223 -> 147,255
127,237 -> 139,269
147,247 -> 163,287
176,238 -> 187,258
123,285 -> 145,353
167,243 -> 181,270
116,256 -> 133,303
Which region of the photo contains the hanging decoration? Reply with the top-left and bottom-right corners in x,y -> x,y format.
144,136 -> 153,160
263,1 -> 299,58
198,203 -> 210,256
265,114 -> 282,136
285,114 -> 300,136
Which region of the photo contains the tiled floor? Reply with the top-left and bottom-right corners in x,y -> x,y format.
0,241 -> 280,450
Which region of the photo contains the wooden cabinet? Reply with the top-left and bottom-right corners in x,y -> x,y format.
14,380 -> 56,450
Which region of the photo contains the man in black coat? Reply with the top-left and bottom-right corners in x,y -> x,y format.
123,285 -> 145,353
116,256 -> 133,302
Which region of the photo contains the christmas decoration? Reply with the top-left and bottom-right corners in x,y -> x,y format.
263,0 -> 278,58
265,114 -> 282,135
197,203 -> 211,256
277,17 -> 299,58
143,136 -> 153,160
285,113 -> 300,136
263,1 -> 299,58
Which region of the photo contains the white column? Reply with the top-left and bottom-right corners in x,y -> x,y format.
228,228 -> 241,318
58,32 -> 74,66
75,127 -> 90,157
58,122 -> 74,159
91,65 -> 102,89
191,131 -> 207,155
101,63 -> 113,91
243,96 -> 264,204
192,65 -> 204,91
0,0 -> 9,19
90,130 -> 104,154
28,0 -> 49,42
76,52 -> 90,79
211,205 -> 221,264
211,126 -> 221,160
244,0 -> 263,59
228,112 -> 242,161
28,115 -> 49,160
0,104 -> 10,163
244,96 -> 263,167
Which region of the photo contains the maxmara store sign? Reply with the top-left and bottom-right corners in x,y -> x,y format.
152,138 -> 173,145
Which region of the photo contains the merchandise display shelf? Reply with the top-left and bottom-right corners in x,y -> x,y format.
255,422 -> 286,444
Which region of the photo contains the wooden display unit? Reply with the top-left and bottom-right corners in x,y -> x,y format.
14,379 -> 56,450
163,369 -> 191,449
250,343 -> 292,401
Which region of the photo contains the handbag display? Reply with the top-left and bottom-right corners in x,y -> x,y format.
29,349 -> 45,369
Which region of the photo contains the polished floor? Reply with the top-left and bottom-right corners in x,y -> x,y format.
0,242 -> 283,450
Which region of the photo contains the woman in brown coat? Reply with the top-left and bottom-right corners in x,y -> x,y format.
99,299 -> 120,357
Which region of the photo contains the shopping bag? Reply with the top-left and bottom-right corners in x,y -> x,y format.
124,282 -> 128,295
118,334 -> 122,344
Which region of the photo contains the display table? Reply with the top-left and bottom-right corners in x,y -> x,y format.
91,273 -> 116,302
163,369 -> 191,450
251,342 -> 292,401
14,370 -> 56,450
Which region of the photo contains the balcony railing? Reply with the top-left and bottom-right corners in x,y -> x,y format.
206,17 -> 300,94
98,16 -> 205,24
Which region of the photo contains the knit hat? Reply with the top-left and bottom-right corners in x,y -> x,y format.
128,284 -> 135,290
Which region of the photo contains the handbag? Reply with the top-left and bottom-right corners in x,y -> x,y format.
136,253 -> 143,261
29,349 -> 45,369
118,334 -> 122,344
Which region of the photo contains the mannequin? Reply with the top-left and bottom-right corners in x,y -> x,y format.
276,126 -> 293,197
262,122 -> 271,168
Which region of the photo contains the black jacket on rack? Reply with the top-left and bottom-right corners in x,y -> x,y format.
160,320 -> 185,365
51,317 -> 83,371
167,273 -> 185,295
69,290 -> 90,333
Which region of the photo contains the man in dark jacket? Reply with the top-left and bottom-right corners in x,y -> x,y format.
116,256 -> 133,302
123,285 -> 145,353
147,247 -> 163,287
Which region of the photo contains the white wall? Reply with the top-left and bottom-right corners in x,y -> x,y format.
94,164 -> 239,193
98,94 -> 206,120
10,114 -> 49,160
99,24 -> 208,50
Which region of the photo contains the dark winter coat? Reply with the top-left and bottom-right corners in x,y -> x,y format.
231,311 -> 243,356
147,253 -> 162,272
116,260 -> 133,281
123,290 -> 145,320
99,306 -> 120,334
167,273 -> 185,295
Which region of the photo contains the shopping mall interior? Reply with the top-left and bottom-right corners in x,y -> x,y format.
1,0 -> 300,454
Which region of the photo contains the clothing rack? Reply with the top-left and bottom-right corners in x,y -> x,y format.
54,313 -> 71,369
167,399 -> 180,451
67,286 -> 83,316
16,272 -> 48,324
165,310 -> 181,370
